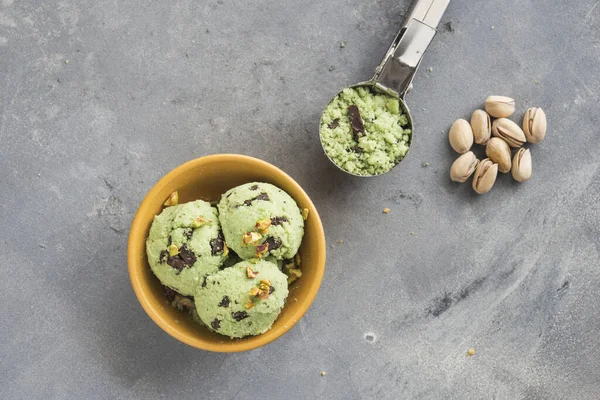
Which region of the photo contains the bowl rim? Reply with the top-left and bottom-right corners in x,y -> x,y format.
127,154 -> 326,352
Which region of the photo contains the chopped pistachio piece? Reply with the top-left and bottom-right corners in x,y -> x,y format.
163,191 -> 179,207
168,244 -> 179,256
301,208 -> 309,220
191,216 -> 208,228
242,231 -> 262,246
255,218 -> 272,234
246,265 -> 259,279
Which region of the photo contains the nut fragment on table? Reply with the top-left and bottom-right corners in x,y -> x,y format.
449,118 -> 474,154
470,109 -> 491,144
511,148 -> 532,182
523,107 -> 547,143
485,137 -> 512,173
491,118 -> 526,148
472,158 -> 498,194
450,151 -> 479,183
485,95 -> 515,118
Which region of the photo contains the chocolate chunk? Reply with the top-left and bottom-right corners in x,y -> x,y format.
178,245 -> 197,266
264,236 -> 282,251
351,145 -> 364,154
167,256 -> 186,271
159,250 -> 168,263
254,192 -> 270,201
270,216 -> 288,226
348,105 -> 365,141
211,319 -> 221,330
243,192 -> 271,206
183,228 -> 193,240
167,236 -> 172,246
250,184 -> 259,190
269,286 -> 275,294
164,286 -> 177,302
232,311 -> 249,321
226,192 -> 232,198
210,231 -> 225,255
202,277 -> 207,288
218,296 -> 230,307
328,118 -> 340,129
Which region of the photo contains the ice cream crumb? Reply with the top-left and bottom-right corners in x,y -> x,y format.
467,348 -> 475,356
410,231 -> 415,235
383,208 -> 390,214
427,67 -> 433,72
321,371 -> 326,376
338,239 -> 343,243
64,59 -> 69,64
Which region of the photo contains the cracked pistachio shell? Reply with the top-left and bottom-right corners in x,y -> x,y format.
450,151 -> 479,183
523,107 -> 547,144
492,118 -> 526,148
471,109 -> 491,144
472,158 -> 498,194
485,95 -> 515,118
485,137 -> 512,173
449,119 -> 474,154
512,148 -> 532,182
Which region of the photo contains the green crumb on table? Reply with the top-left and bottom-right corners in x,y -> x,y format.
321,371 -> 326,376
427,67 -> 433,72
338,239 -> 344,243
338,41 -> 345,48
422,162 -> 429,167
467,348 -> 475,356
320,86 -> 411,176
410,231 -> 415,235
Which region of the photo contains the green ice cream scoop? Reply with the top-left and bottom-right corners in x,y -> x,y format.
195,260 -> 289,338
146,200 -> 228,296
217,182 -> 304,260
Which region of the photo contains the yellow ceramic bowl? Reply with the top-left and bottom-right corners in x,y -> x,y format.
128,154 -> 326,352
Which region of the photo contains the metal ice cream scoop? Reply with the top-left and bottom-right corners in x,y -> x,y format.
320,0 -> 450,177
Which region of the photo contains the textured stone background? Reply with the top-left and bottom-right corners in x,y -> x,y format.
1,0 -> 599,399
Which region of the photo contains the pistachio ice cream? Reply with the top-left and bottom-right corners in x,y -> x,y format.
320,86 -> 411,176
217,182 -> 304,260
146,200 -> 228,296
194,260 -> 289,338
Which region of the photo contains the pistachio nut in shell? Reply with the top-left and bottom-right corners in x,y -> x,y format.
485,95 -> 515,118
485,137 -> 512,173
492,118 -> 526,148
472,158 -> 498,194
523,107 -> 547,144
471,109 -> 491,144
511,148 -> 532,182
450,151 -> 479,183
449,119 -> 474,154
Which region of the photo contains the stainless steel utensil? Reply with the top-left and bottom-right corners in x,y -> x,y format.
320,0 -> 450,176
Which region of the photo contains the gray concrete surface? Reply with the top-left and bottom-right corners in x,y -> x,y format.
1,0 -> 599,398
